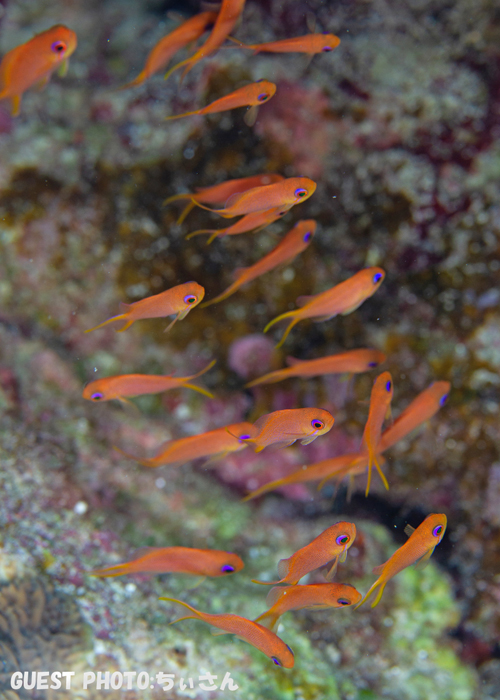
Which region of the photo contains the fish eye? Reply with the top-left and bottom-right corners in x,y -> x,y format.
303,231 -> 312,242
294,188 -> 308,198
337,598 -> 351,605
336,534 -> 349,545
257,93 -> 270,102
322,46 -> 333,52
311,420 -> 324,430
432,525 -> 443,537
221,565 -> 235,573
386,380 -> 392,392
91,392 -> 104,401
440,394 -> 449,407
271,657 -> 282,666
368,361 -> 378,368
51,40 -> 67,54
286,644 -> 294,656
184,295 -> 197,304
373,272 -> 383,283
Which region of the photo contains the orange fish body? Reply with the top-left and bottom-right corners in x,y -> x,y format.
236,33 -> 341,55
160,597 -> 295,667
264,267 -> 386,348
254,582 -> 361,631
238,407 -> 334,453
122,12 -> 218,89
115,421 -> 254,468
199,177 -> 316,218
91,546 -> 244,578
246,348 -> 386,387
186,206 -> 285,245
202,220 -> 316,307
166,80 -> 276,119
361,372 -> 393,496
0,25 -> 77,116
164,173 -> 284,224
164,0 -> 247,82
82,360 -> 215,403
253,522 -> 356,585
356,514 -> 447,608
84,281 -> 204,333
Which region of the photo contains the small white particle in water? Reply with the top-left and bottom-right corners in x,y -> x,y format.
74,501 -> 88,515
418,650 -> 428,660
282,267 -> 295,282
94,367 -> 97,372
183,147 -> 195,159
383,617 -> 393,627
175,404 -> 191,420
156,477 -> 166,489
125,583 -> 137,594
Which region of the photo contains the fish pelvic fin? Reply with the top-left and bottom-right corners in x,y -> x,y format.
84,313 -> 129,333
164,312 -> 181,333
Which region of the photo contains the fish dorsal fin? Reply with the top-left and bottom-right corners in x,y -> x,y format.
266,586 -> 286,607
296,295 -> 314,307
224,191 -> 245,210
233,266 -> 248,280
119,302 -> 131,312
285,356 -> 304,366
277,557 -> 290,580
404,524 -> 416,538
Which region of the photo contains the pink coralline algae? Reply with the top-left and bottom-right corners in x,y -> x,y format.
227,334 -> 275,380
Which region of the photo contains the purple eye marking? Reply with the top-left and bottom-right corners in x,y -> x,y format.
294,188 -> 307,198
386,380 -> 392,392
286,644 -> 294,655
440,394 -> 448,406
432,525 -> 443,537
91,392 -> 103,400
221,565 -> 235,573
368,361 -> 378,368
184,295 -> 197,304
240,434 -> 250,440
312,420 -> 324,430
373,273 -> 383,283
303,231 -> 312,242
272,657 -> 282,666
51,41 -> 66,54
322,46 -> 333,52
337,598 -> 351,605
257,93 -> 269,102
336,534 -> 349,545
256,78 -> 265,82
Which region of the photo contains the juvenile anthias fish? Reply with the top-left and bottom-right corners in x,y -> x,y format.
0,25 -> 77,116
254,582 -> 361,631
82,360 -> 216,404
115,421 -> 254,468
160,597 -> 295,667
264,267 -> 386,348
186,206 -> 285,245
253,521 -> 356,585
164,0 -> 247,82
201,220 -> 316,307
166,80 -> 276,120
164,173 -> 284,224
84,281 -> 204,333
91,546 -> 244,579
234,407 -> 334,452
197,177 -> 316,218
361,371 -> 393,496
355,514 -> 447,608
246,348 -> 386,387
121,11 -> 218,89
233,33 -> 341,55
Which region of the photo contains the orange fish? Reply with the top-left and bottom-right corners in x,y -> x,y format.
82,360 -> 215,404
164,0 -> 247,82
186,206 -> 285,245
361,371 -> 393,496
232,33 -> 341,55
246,348 -> 386,387
164,173 -> 284,224
264,267 -> 386,348
196,177 -> 317,218
254,582 -> 361,631
115,421 -> 254,468
355,514 -> 447,608
233,407 -> 334,452
253,521 -> 356,585
121,12 -> 218,89
91,546 -> 244,579
0,25 -> 77,116
166,79 -> 276,121
201,220 -> 316,307
84,281 -> 204,333
160,597 -> 295,667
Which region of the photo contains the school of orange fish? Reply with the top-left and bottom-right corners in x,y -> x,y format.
0,0 -> 453,670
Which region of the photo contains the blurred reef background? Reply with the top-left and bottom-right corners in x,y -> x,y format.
1,0 -> 500,698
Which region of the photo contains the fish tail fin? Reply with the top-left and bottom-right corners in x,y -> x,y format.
354,578 -> 385,610
116,319 -> 135,333
189,198 -> 218,214
251,578 -> 281,586
181,383 -> 214,399
165,109 -> 200,120
90,563 -> 131,577
120,71 -> 147,90
373,453 -> 389,490
164,57 -> 191,82
365,451 -> 374,498
177,200 -> 196,224
253,610 -> 279,631
113,445 -> 158,468
200,282 -> 241,307
159,596 -> 201,620
263,310 -> 297,334
241,475 -> 289,501
245,369 -> 288,388
274,317 -> 301,349
185,359 -> 217,381
162,193 -> 191,206
84,313 -> 128,333
185,228 -> 223,244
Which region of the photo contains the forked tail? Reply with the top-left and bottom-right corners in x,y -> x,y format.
253,610 -> 279,632
90,563 -> 129,578
354,578 -> 386,609
264,311 -> 301,349
159,596 -> 203,623
200,281 -> 241,307
113,445 -> 159,469
84,313 -> 131,333
185,228 -> 225,245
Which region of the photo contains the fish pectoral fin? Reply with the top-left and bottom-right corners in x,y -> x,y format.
58,59 -> 69,77
185,576 -> 206,589
414,547 -> 435,571
117,396 -> 140,413
34,74 -> 51,91
164,312 -> 180,333
10,95 -> 21,117
324,556 -> 339,581
404,524 -> 416,537
244,104 -> 259,127
341,299 -> 366,316
300,434 -> 318,445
